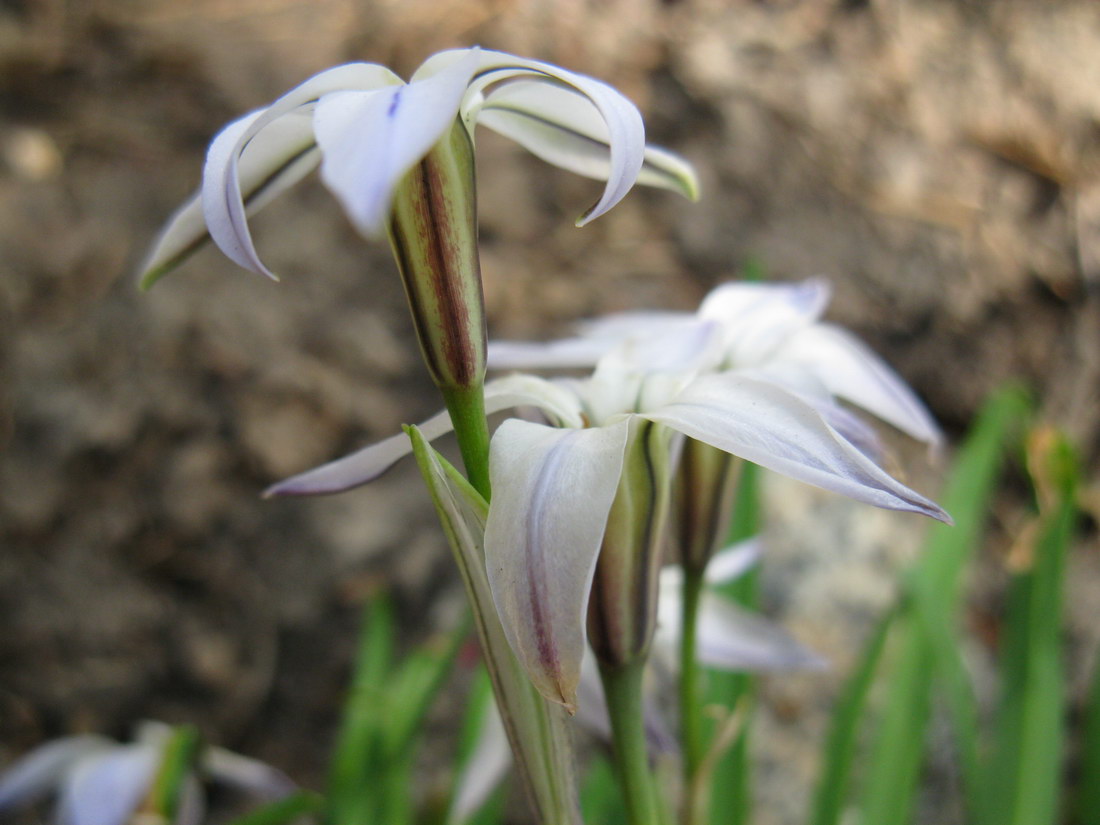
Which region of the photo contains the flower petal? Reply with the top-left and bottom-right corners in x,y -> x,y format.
475,80 -> 697,200
265,374 -> 583,496
773,323 -> 944,447
447,701 -> 511,825
0,736 -> 114,810
642,373 -> 951,522
139,113 -> 321,289
203,746 -> 295,799
313,51 -> 480,238
422,48 -> 646,224
202,63 -> 403,278
674,595 -> 825,672
57,745 -> 159,825
485,418 -> 631,708
702,538 -> 763,585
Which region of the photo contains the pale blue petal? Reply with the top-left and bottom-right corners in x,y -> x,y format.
475,80 -> 697,200
313,51 -> 480,238
57,745 -> 159,825
0,736 -> 114,810
773,323 -> 944,447
202,63 -> 402,278
642,373 -> 950,522
265,374 -> 583,496
422,48 -> 645,224
485,418 -> 630,707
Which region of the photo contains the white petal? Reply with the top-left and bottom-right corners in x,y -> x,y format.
203,746 -> 295,799
475,80 -> 697,200
314,51 -> 480,237
427,48 -> 645,224
447,704 -> 511,825
265,374 -> 583,496
202,63 -> 403,277
175,776 -> 205,825
485,418 -> 630,707
57,745 -> 159,825
687,596 -> 825,672
139,113 -> 321,289
702,538 -> 764,585
773,324 -> 944,447
0,736 -> 114,810
642,373 -> 951,522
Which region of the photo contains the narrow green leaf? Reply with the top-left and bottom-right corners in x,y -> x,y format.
225,791 -> 325,825
148,725 -> 202,820
326,595 -> 396,824
707,460 -> 759,825
907,385 -> 1032,824
985,430 -> 1078,825
581,757 -> 627,825
809,609 -> 895,825
1074,652 -> 1100,824
858,615 -> 934,825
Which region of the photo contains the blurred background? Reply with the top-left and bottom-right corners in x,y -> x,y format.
2,1 -> 1098,822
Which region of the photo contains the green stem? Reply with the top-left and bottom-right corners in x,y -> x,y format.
679,566 -> 706,825
441,384 -> 492,500
600,659 -> 661,825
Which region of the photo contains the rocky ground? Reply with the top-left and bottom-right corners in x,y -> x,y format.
1,1 -> 1098,822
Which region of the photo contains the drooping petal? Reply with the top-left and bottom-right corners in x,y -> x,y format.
57,745 -> 159,825
485,418 -> 631,708
419,48 -> 646,225
642,373 -> 951,522
702,538 -> 763,585
447,701 -> 511,825
474,80 -> 698,200
265,373 -> 583,497
660,594 -> 826,672
203,746 -> 296,799
202,63 -> 403,278
139,112 -> 321,289
772,323 -> 944,447
0,736 -> 114,810
313,51 -> 481,238
701,278 -> 831,366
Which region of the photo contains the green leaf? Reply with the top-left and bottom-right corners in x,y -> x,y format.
225,791 -> 325,825
707,460 -> 760,825
809,609 -> 895,825
1074,652 -> 1100,824
148,725 -> 202,821
984,429 -> 1078,825
326,594 -> 397,825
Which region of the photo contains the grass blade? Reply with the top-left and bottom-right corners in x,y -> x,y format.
809,608 -> 895,825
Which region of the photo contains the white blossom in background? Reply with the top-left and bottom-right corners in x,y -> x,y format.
488,278 -> 943,452
0,721 -> 294,825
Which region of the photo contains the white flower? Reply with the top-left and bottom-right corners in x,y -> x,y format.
267,361 -> 948,707
138,47 -> 698,287
487,278 -> 943,450
0,722 -> 294,825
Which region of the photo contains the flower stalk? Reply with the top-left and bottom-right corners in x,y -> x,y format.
599,659 -> 662,825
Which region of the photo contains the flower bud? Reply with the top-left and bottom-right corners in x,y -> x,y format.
675,439 -> 743,575
387,118 -> 486,392
586,419 -> 674,669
